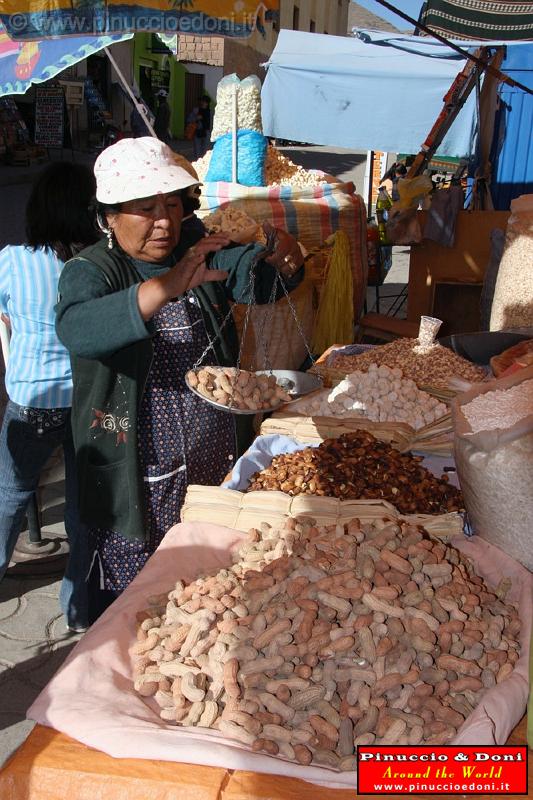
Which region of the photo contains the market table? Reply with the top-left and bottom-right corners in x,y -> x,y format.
0,717 -> 530,800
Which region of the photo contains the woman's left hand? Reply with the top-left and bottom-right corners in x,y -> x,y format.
263,222 -> 304,279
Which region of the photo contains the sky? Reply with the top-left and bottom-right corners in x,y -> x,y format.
353,0 -> 424,30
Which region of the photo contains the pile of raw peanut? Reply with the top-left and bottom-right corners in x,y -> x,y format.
187,367 -> 291,411
246,431 -> 464,515
132,517 -> 520,771
329,339 -> 486,389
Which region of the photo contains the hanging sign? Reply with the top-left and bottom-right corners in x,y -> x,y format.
35,85 -> 64,146
0,1 -> 279,41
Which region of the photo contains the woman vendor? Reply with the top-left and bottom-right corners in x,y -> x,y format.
55,137 -> 304,622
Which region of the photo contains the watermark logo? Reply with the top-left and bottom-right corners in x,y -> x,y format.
357,745 -> 528,795
5,9 -> 258,38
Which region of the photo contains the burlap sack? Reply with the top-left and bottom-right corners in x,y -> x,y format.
490,194 -> 533,330
452,365 -> 533,570
232,272 -> 315,371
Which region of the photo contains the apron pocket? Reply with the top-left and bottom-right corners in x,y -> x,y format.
81,460 -> 129,530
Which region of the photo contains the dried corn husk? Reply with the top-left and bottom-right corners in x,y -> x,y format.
181,485 -> 464,540
259,413 -> 453,457
311,231 -> 353,353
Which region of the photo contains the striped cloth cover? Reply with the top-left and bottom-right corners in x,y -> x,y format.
198,179 -> 368,318
420,0 -> 533,40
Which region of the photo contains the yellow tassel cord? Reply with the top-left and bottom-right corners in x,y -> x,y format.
311,230 -> 354,354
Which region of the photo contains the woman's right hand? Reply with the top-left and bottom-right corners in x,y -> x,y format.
169,233 -> 230,293
137,234 -> 230,321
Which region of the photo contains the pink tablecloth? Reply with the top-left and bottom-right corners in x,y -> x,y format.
27,523 -> 532,789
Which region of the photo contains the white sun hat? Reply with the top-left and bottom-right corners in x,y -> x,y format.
94,136 -> 199,205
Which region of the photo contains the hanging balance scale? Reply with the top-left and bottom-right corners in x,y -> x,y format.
185,228 -> 322,415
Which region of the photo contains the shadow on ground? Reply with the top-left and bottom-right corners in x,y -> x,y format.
365,282 -> 408,316
279,146 -> 367,179
0,639 -> 78,732
0,568 -> 65,604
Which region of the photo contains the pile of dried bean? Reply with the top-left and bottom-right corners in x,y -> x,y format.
132,517 -> 520,770
246,431 -> 464,514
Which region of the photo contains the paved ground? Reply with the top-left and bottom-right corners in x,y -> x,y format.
277,144 -> 368,194
0,506 -> 80,767
0,141 -> 408,770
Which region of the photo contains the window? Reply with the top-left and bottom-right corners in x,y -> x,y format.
150,34 -> 171,54
292,4 -> 300,30
310,19 -> 316,32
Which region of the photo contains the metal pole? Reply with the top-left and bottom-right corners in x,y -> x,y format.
103,46 -> 157,138
232,82 -> 238,183
365,150 -> 375,215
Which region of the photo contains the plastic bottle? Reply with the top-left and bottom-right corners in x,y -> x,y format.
366,220 -> 379,283
376,186 -> 392,213
376,186 -> 392,224
375,186 -> 392,245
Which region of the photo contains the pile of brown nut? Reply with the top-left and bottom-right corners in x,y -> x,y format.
132,517 -> 520,770
329,339 -> 486,389
246,431 -> 464,515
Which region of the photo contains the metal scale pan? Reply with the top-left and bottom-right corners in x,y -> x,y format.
185,369 -> 323,416
185,229 -> 321,415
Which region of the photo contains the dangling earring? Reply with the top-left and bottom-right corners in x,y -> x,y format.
97,212 -> 114,250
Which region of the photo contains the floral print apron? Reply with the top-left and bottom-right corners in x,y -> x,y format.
90,293 -> 236,592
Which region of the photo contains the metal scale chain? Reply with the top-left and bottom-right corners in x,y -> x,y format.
191,229 -> 316,379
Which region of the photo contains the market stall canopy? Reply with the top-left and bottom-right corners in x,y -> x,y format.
261,29 -> 484,157
0,1 -> 278,41
419,0 -> 533,41
0,21 -> 131,97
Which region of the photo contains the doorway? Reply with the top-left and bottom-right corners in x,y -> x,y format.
139,66 -> 154,112
184,72 -> 204,126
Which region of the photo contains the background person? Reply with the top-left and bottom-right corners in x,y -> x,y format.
188,94 -> 211,160
0,162 -> 99,632
55,137 -> 304,622
198,94 -> 211,141
154,89 -> 171,145
130,92 -> 151,138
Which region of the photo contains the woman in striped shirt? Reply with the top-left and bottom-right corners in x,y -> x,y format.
0,162 -> 98,632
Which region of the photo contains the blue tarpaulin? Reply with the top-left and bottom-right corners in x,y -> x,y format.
0,21 -> 132,97
491,44 -> 533,209
261,29 -> 481,157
